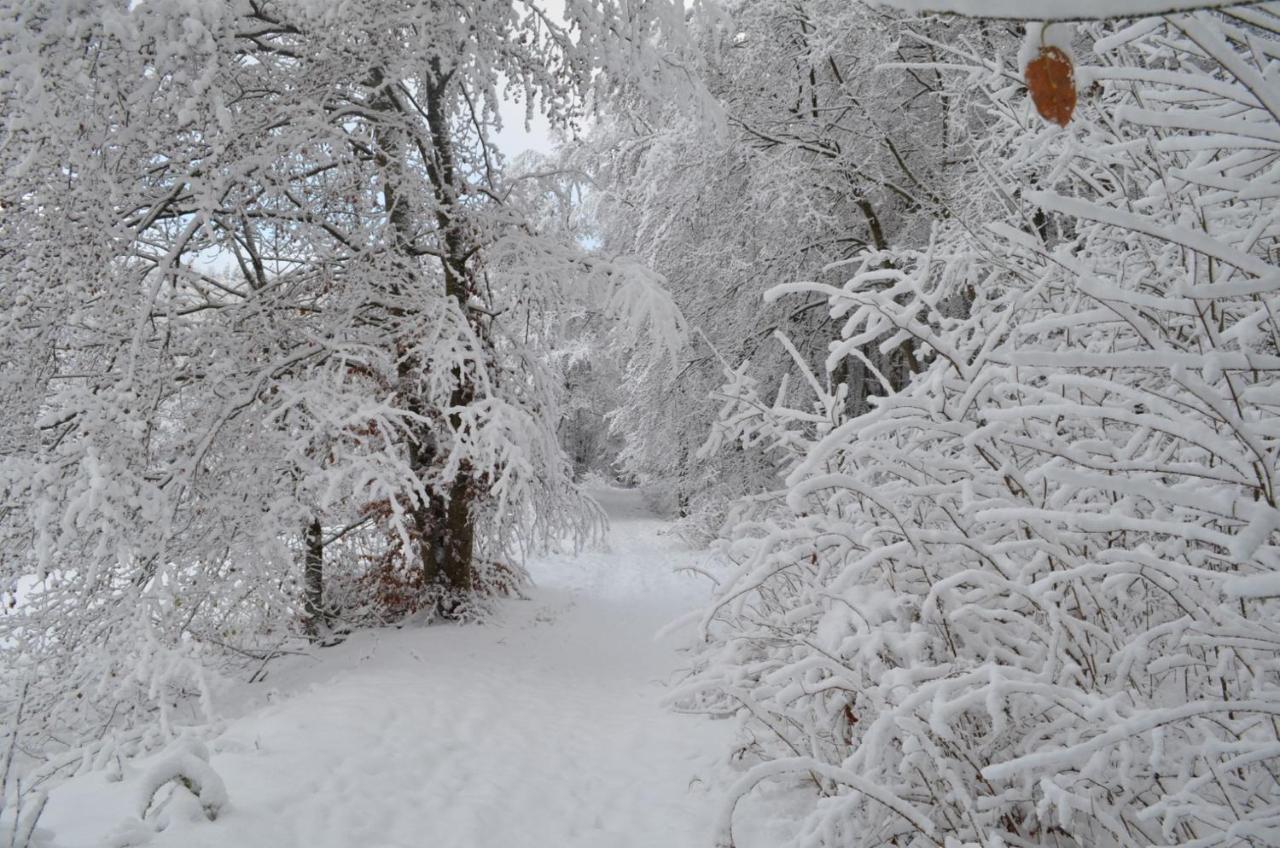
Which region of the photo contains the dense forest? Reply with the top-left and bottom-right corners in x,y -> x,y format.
2,1 -> 1277,846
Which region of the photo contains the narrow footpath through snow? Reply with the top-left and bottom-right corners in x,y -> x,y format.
41,487 -> 735,848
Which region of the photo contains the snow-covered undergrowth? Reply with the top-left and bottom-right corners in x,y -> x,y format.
686,11 -> 1280,848
25,488 -> 733,848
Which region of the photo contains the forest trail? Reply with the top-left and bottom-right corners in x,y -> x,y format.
40,488 -> 734,848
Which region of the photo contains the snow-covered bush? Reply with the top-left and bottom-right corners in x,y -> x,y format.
136,737 -> 227,826
687,9 -> 1280,847
1,686 -> 47,848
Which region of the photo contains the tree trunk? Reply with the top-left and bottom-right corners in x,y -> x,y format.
302,517 -> 326,640
407,437 -> 447,589
369,62 -> 483,605
442,476 -> 475,592
423,61 -> 482,602
368,66 -> 457,596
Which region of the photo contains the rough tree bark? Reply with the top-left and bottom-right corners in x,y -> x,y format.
302,517 -> 327,639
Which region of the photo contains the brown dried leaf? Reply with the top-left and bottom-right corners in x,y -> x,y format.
1025,46 -> 1076,127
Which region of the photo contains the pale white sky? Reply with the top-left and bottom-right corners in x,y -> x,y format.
492,0 -> 565,158
494,95 -> 557,158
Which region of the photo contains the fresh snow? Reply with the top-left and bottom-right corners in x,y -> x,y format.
874,0 -> 1249,20
36,488 -> 736,848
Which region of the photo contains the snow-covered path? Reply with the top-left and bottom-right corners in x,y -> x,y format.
42,488 -> 732,848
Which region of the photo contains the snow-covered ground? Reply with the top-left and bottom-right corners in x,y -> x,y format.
37,487 -> 739,848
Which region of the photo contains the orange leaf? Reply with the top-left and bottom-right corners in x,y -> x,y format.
1025,46 -> 1076,127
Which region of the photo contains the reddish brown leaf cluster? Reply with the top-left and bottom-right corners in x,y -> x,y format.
360,556 -> 431,620
339,497 -> 525,622
355,499 -> 427,620
1025,46 -> 1076,127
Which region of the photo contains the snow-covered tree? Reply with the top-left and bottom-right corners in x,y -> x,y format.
575,1 -> 997,536
0,0 -> 687,780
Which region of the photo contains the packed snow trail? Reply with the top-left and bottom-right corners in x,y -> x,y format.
41,488 -> 735,848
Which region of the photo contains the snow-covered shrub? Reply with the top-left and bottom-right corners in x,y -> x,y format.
1,689 -> 47,848
136,737 -> 227,826
686,10 -> 1280,848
